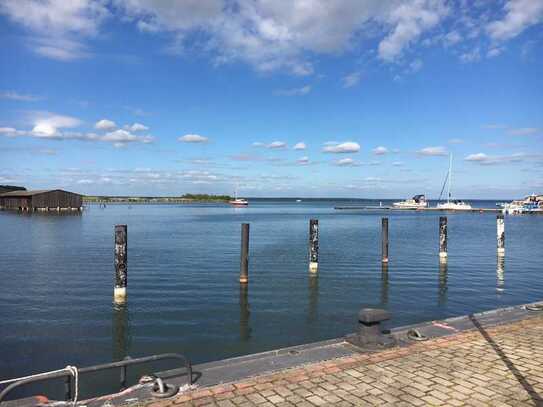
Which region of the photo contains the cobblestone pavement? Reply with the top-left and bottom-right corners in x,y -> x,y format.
146,315 -> 543,406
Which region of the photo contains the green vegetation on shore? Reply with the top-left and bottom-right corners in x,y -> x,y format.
83,194 -> 232,203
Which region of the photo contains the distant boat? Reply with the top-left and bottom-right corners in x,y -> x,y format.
296,199 -> 302,202
393,194 -> 428,209
503,194 -> 542,214
229,186 -> 248,207
436,153 -> 472,210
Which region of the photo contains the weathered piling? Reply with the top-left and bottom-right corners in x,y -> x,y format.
309,219 -> 319,273
497,256 -> 505,293
439,216 -> 447,261
239,223 -> 250,284
114,225 -> 128,304
381,218 -> 389,263
438,261 -> 448,306
497,215 -> 505,256
239,285 -> 250,340
381,262 -> 389,306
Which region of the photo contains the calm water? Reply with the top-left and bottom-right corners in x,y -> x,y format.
1,199 -> 542,399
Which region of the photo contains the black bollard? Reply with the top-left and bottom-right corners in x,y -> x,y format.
381,218 -> 389,263
439,216 -> 447,261
309,219 -> 319,273
239,223 -> 249,284
114,225 -> 127,304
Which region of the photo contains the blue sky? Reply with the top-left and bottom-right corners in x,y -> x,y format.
0,0 -> 542,198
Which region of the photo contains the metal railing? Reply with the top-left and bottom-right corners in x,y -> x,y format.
0,353 -> 192,404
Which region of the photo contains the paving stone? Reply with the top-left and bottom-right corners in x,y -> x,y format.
142,315 -> 543,407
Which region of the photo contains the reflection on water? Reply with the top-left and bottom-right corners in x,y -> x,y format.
438,262 -> 448,306
112,303 -> 131,361
308,276 -> 319,323
497,256 -> 505,294
239,285 -> 251,341
381,263 -> 389,306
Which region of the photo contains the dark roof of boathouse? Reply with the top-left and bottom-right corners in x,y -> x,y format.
0,185 -> 26,194
0,189 -> 81,197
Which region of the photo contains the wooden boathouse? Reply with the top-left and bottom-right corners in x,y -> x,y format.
0,189 -> 83,211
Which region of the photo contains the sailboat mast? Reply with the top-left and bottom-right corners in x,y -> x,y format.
447,153 -> 452,203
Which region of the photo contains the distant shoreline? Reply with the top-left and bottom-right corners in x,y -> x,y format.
83,194 -> 232,204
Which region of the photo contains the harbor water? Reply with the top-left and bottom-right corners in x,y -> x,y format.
0,199 -> 542,399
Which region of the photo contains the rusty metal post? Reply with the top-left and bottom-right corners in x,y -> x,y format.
309,219 -> 319,273
239,223 -> 249,284
497,215 -> 505,256
439,216 -> 447,261
114,225 -> 127,304
381,218 -> 389,263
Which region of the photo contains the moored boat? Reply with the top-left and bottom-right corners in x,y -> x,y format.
393,194 -> 428,209
436,153 -> 472,210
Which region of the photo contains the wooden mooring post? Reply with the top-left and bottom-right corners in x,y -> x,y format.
309,219 -> 319,273
497,215 -> 505,256
114,225 -> 128,304
439,216 -> 447,261
239,223 -> 250,284
381,218 -> 389,263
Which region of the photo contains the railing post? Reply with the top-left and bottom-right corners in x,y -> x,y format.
309,219 -> 319,273
381,218 -> 389,263
439,216 -> 447,261
497,215 -> 505,256
239,223 -> 249,284
114,225 -> 128,304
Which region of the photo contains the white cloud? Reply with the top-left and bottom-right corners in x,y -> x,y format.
486,0 -> 543,41
323,141 -> 360,154
32,114 -> 82,137
126,122 -> 149,132
297,156 -> 310,165
267,141 -> 287,149
95,119 -> 117,131
342,72 -> 361,88
460,47 -> 481,63
252,142 -> 265,147
101,129 -> 153,144
378,0 -> 449,62
0,90 -> 41,101
293,142 -> 306,150
334,157 -> 360,166
465,153 -> 489,162
487,46 -> 505,58
417,146 -> 448,156
373,146 -> 389,155
507,127 -> 539,136
443,30 -> 462,46
273,85 -> 311,96
464,152 -> 540,165
0,0 -> 109,60
179,134 -> 209,143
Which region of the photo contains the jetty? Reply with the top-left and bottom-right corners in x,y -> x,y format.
334,205 -> 502,213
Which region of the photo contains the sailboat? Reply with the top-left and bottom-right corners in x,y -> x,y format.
229,185 -> 248,207
436,153 -> 472,210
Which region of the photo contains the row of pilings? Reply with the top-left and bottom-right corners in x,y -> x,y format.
112,215 -> 506,304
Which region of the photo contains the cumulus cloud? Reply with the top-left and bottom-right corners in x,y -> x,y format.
0,90 -> 41,101
179,134 -> 209,143
342,72 -> 361,88
464,152 -> 539,165
486,0 -> 543,41
417,146 -> 448,156
0,0 -> 109,60
378,0 -> 449,62
95,119 -> 117,131
372,146 -> 389,155
323,141 -> 360,154
125,122 -> 149,132
297,156 -> 310,165
267,141 -> 287,149
293,142 -> 306,150
273,85 -> 311,96
333,157 -> 360,166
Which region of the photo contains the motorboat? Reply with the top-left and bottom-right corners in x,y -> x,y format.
393,194 -> 428,209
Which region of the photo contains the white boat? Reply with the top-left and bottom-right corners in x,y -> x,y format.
229,186 -> 248,207
393,194 -> 428,209
296,199 -> 302,202
229,198 -> 248,207
503,194 -> 543,214
436,153 -> 472,210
